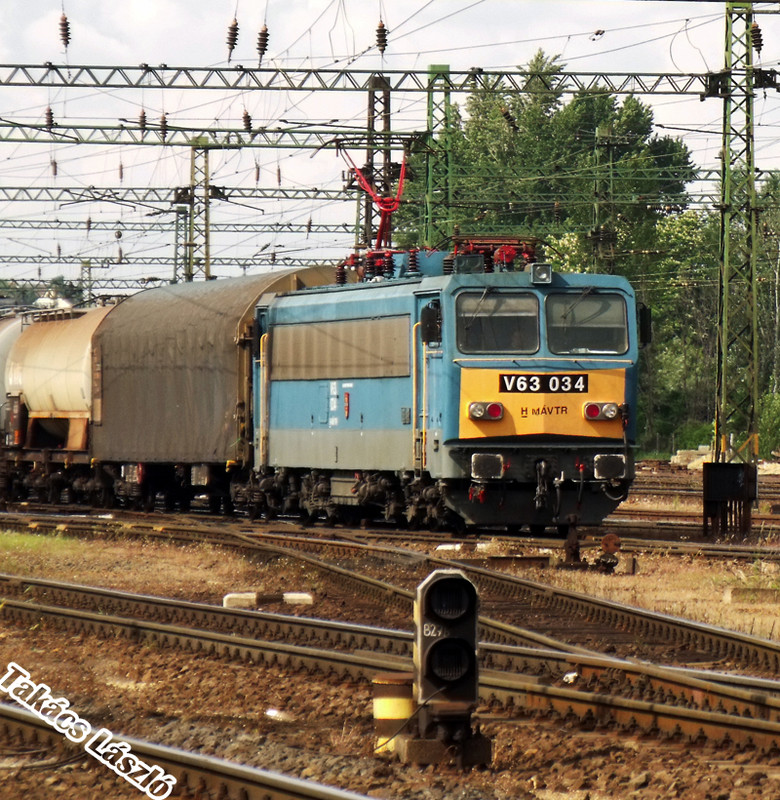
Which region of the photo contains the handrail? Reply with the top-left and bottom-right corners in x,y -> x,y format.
259,332 -> 269,468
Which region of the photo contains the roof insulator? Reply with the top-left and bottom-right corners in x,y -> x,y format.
752,22 -> 764,55
242,109 -> 252,132
376,20 -> 387,54
59,13 -> 71,49
257,25 -> 269,67
226,17 -> 239,62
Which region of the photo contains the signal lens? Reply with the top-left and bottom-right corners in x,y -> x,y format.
429,577 -> 472,620
429,638 -> 472,682
469,402 -> 486,419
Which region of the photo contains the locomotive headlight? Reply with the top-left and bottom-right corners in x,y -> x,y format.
584,402 -> 620,421
601,403 -> 619,419
469,402 -> 504,420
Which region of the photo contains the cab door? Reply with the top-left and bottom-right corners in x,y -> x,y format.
414,295 -> 442,475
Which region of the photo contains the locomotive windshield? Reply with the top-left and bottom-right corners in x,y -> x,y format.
456,291 -> 539,354
546,292 -> 628,355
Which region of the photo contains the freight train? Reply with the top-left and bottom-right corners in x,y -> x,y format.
0,237 -> 649,534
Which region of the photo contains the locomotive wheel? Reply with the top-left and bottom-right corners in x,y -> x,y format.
94,486 -> 115,509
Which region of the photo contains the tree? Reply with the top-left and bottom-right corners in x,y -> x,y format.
394,50 -> 711,454
396,50 -> 694,270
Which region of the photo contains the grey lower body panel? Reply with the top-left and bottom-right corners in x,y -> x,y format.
267,429 -> 414,472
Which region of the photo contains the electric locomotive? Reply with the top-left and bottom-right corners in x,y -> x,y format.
246,237 -> 649,534
0,236 -> 647,535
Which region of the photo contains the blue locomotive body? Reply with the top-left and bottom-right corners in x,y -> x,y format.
253,253 -> 643,532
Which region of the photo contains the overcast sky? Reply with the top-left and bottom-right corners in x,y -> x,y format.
0,1 -> 777,284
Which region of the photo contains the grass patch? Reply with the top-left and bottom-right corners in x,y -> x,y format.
0,530 -> 89,574
0,531 -> 86,554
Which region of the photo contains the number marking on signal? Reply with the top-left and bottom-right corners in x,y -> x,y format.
423,623 -> 445,638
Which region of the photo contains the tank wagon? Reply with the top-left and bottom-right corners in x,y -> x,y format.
0,237 -> 648,534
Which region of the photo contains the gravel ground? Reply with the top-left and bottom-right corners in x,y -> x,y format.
1,531 -> 780,799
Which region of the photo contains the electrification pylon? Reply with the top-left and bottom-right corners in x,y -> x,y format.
423,65 -> 455,247
714,3 -> 760,466
702,2 -> 778,537
173,138 -> 212,281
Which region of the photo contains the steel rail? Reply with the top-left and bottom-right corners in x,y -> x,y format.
5,596 -> 780,753
0,703 -> 374,800
6,512 -> 780,669
451,555 -> 780,672
0,597 -> 407,677
480,671 -> 780,752
0,572 -> 412,656
5,572 -> 780,722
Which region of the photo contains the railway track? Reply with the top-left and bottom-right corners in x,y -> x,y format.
5,575 -> 780,753
0,703 -> 375,800
3,511 -> 780,667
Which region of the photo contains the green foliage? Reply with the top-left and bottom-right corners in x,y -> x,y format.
758,393 -> 780,459
675,420 -> 714,451
49,275 -> 84,303
392,51 -> 733,454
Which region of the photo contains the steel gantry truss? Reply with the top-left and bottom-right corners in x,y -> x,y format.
0,63 -> 715,95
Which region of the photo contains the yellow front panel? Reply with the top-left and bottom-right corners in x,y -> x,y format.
459,368 -> 627,439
